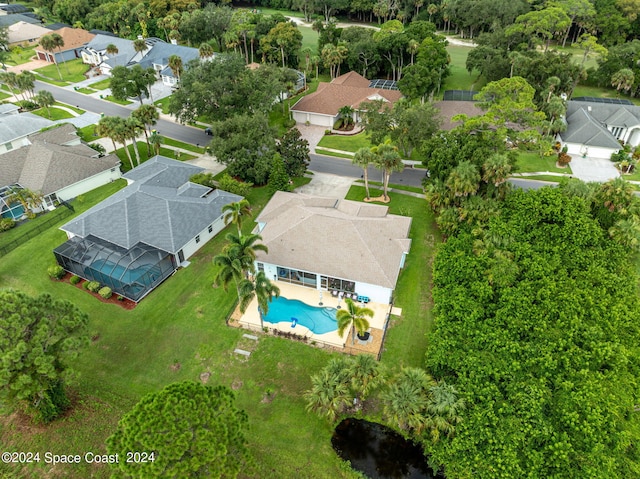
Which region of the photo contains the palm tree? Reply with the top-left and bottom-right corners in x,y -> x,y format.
337,298 -> 374,345
167,54 -> 183,83
199,42 -> 214,59
349,354 -> 383,402
34,90 -> 55,118
425,381 -> 465,442
149,130 -> 163,156
222,200 -> 252,235
5,187 -> 44,219
338,105 -> 354,127
609,216 -> 640,251
39,33 -> 64,80
96,116 -> 122,154
105,43 -> 118,56
372,142 -> 404,202
133,38 -> 148,59
253,271 -> 280,329
304,369 -> 350,422
125,117 -> 143,166
132,105 -> 159,153
611,68 -> 635,96
424,178 -> 451,213
427,3 -> 438,21
223,233 -> 268,270
0,71 -> 18,98
213,251 -> 246,319
446,160 -> 481,198
482,154 -> 512,187
407,39 -> 419,65
352,147 -> 376,200
382,367 -> 435,434
110,117 -> 135,169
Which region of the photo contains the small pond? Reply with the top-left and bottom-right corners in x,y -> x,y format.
331,418 -> 445,479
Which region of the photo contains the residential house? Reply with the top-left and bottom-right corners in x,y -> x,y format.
35,27 -> 95,63
54,156 -> 243,302
0,4 -> 30,15
138,41 -> 200,87
559,99 -> 640,158
0,124 -> 121,218
254,191 -> 412,304
0,111 -> 53,154
0,13 -> 39,28
290,71 -> 403,128
7,21 -> 49,47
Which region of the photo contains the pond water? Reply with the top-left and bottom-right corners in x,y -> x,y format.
331,418 -> 445,479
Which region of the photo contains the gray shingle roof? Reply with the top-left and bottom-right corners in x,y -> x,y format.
0,141 -> 120,195
0,113 -> 53,144
561,107 -> 622,149
139,43 -> 200,77
61,156 -> 243,254
30,123 -> 79,145
0,104 -> 20,115
255,192 -> 412,289
0,14 -> 39,27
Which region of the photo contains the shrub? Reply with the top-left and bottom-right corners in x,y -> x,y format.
98,286 -> 112,299
83,280 -> 90,289
47,264 -> 65,279
189,172 -> 217,188
557,152 -> 572,166
333,118 -> 343,130
283,118 -> 296,129
70,275 -> 81,284
0,218 -> 16,232
117,295 -> 124,301
218,174 -> 252,197
324,129 -> 332,135
86,281 -> 101,292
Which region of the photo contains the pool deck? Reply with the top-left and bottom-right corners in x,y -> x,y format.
230,282 -> 393,358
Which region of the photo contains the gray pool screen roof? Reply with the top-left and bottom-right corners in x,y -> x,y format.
61,156 -> 243,254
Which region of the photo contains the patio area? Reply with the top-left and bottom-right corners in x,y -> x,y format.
230,282 -> 395,358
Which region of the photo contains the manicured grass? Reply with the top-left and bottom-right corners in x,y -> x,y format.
355,179 -> 424,194
315,148 -> 354,159
55,102 -> 85,115
317,132 -> 371,152
115,142 -> 197,171
0,179 -> 363,479
104,95 -> 133,105
77,124 -> 102,142
0,91 -> 11,100
345,185 -> 438,368
441,45 -> 486,97
0,207 -> 73,250
516,150 -> 573,174
88,78 -> 112,90
76,87 -> 96,94
154,95 -> 171,114
30,106 -> 74,120
552,44 -> 600,71
299,24 -> 318,56
162,137 -> 206,154
516,175 -> 567,182
571,85 -> 640,106
35,59 -> 90,84
5,46 -> 36,66
34,76 -> 69,87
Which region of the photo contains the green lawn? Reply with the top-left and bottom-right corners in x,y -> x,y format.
515,150 -> 573,174
104,95 -> 133,105
552,44 -> 600,71
5,46 -> 36,66
162,137 -> 206,154
315,148 -> 354,159
317,132 -> 371,152
30,106 -> 74,120
0,207 -> 73,251
0,91 -> 11,100
77,124 -> 102,142
355,179 -> 424,194
299,24 -> 318,56
441,45 -> 486,96
88,78 -> 112,90
571,85 -> 640,106
115,142 -> 197,171
76,87 -> 96,94
34,76 -> 69,87
55,102 -> 85,115
35,59 -> 90,84
0,177 -> 406,478
154,95 -> 171,114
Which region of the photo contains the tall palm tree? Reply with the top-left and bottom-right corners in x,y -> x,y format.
425,381 -> 465,442
382,367 -> 435,434
304,369 -> 350,422
222,200 -> 252,235
0,71 -> 18,98
133,38 -> 148,59
223,233 -> 268,270
446,160 -> 481,198
167,54 -> 183,83
132,105 -> 159,153
372,142 -> 404,201
611,68 -> 635,96
39,33 -> 64,80
482,154 -> 512,187
337,298 -> 374,345
149,130 -> 163,156
105,43 -> 118,56
198,42 -> 214,59
213,251 -> 246,321
125,117 -> 143,166
239,271 -> 281,329
34,90 -> 55,118
111,117 -> 135,170
352,147 -> 376,200
425,178 -> 451,213
609,216 -> 640,251
349,354 -> 383,402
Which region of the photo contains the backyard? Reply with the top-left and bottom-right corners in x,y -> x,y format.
0,178 -> 436,478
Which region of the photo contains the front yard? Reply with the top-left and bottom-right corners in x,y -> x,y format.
0,177 -> 436,478
515,150 -> 574,174
317,132 -> 371,153
35,59 -> 90,84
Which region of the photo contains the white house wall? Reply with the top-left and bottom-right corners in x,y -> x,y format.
563,142 -> 618,159
55,167 -> 122,203
0,137 -> 30,155
291,111 -> 336,128
180,215 -> 225,260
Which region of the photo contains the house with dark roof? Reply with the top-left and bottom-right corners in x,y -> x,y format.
0,111 -> 53,154
254,191 -> 412,304
53,156 -> 243,302
0,124 -> 121,218
0,13 -> 39,28
80,35 -> 200,86
290,71 -> 403,128
35,27 -> 95,63
560,100 -> 640,157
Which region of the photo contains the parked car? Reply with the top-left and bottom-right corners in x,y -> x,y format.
205,127 -> 212,136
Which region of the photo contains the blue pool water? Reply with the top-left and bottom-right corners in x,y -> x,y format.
87,260 -> 157,288
263,297 -> 338,334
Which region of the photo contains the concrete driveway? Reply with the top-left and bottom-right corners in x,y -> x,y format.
569,155 -> 620,182
296,172 -> 354,198
295,125 -> 326,153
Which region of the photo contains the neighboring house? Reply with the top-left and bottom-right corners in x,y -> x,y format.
254,191 -> 412,304
0,111 -> 53,155
0,124 -> 121,218
559,99 -> 640,158
35,27 -> 95,63
81,35 -> 200,86
54,156 -> 243,302
0,13 -> 39,28
7,20 -> 49,47
290,71 -> 403,128
0,104 -> 19,115
0,4 -> 30,15
434,100 -> 484,131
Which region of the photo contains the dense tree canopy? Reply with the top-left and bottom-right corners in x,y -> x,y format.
428,187 -> 640,478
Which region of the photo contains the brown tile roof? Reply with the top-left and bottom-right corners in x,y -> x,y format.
50,27 -> 95,51
291,73 -> 403,117
433,100 -> 484,130
255,191 -> 412,289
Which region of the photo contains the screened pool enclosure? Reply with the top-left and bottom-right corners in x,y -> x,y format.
0,184 -> 26,220
54,235 -> 176,302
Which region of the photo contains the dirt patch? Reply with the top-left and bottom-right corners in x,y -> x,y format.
231,379 -> 243,390
364,194 -> 390,203
54,273 -> 136,310
199,372 -> 211,384
261,392 -> 276,404
170,362 -> 181,372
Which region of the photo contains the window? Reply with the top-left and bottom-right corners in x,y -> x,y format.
257,263 -> 264,272
110,167 -> 117,172
208,224 -> 213,233
195,235 -> 200,244
5,142 -> 12,151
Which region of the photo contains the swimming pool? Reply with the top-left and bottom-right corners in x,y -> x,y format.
262,297 -> 338,334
